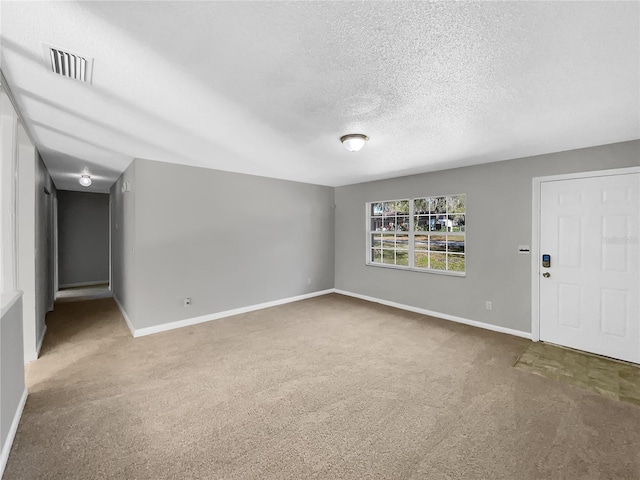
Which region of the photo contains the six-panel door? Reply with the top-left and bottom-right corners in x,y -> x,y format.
539,173 -> 639,363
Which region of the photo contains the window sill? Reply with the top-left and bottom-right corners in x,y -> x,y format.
366,262 -> 466,277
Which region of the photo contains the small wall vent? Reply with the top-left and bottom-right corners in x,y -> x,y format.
44,45 -> 93,83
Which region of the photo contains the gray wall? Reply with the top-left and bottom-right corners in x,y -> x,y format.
110,161 -> 136,324
111,159 -> 335,330
1,293 -> 25,451
35,155 -> 55,346
57,190 -> 109,288
335,140 -> 640,334
18,139 -> 55,362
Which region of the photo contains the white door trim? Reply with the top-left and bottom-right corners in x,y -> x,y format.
53,193 -> 58,297
531,166 -> 640,342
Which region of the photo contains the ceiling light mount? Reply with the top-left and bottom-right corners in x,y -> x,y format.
340,134 -> 369,152
79,174 -> 92,187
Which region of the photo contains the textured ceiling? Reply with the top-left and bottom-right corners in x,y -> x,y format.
1,1 -> 638,193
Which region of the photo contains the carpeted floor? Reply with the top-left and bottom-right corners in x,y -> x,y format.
4,294 -> 640,479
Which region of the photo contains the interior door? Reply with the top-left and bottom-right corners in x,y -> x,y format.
539,172 -> 639,363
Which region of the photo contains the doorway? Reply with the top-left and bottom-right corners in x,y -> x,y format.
532,167 -> 639,364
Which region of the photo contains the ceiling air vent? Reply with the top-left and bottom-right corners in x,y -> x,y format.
45,46 -> 93,83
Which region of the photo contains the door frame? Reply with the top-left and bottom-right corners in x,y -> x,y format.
531,166 -> 640,342
53,193 -> 58,299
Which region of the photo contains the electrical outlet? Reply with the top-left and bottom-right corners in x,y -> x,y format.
184,297 -> 191,307
307,278 -> 312,286
485,301 -> 492,311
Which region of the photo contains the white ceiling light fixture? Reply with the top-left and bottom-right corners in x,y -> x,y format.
340,134 -> 369,152
79,174 -> 92,187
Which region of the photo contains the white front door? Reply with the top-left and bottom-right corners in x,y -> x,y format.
539,172 -> 639,363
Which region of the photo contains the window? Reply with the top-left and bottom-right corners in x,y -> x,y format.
367,194 -> 466,275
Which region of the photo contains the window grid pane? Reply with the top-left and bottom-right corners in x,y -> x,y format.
369,195 -> 465,273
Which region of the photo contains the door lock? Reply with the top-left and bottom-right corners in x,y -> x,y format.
543,272 -> 551,278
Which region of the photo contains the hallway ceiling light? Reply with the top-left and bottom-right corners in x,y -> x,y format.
79,174 -> 92,187
340,134 -> 369,152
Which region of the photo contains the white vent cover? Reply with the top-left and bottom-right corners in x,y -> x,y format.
44,45 -> 93,83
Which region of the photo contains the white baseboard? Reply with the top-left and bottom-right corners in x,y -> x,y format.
113,296 -> 135,337
58,280 -> 109,290
0,388 -> 28,478
132,289 -> 335,338
115,287 -> 530,341
334,289 -> 532,340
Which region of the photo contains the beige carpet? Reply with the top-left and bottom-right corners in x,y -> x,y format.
4,294 -> 640,479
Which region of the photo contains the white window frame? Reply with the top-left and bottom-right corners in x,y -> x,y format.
365,195 -> 466,277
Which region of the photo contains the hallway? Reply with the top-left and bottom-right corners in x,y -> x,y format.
27,297 -> 131,395
55,284 -> 112,303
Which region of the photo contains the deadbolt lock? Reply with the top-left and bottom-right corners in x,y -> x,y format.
543,272 -> 551,278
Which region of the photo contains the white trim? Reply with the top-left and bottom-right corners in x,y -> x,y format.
335,289 -> 532,340
132,289 -> 335,338
0,290 -> 23,313
364,262 -> 466,277
113,295 -> 135,336
531,176 -> 541,342
532,166 -> 639,184
24,349 -> 36,364
58,280 -> 109,290
23,327 -> 43,363
531,166 -> 640,344
116,286 -> 533,341
35,324 -> 47,357
108,198 -> 111,291
24,323 -> 47,365
0,388 -> 28,479
52,193 -> 58,303
24,324 -> 46,364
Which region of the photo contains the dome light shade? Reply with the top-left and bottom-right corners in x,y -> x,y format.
340,134 -> 369,152
79,174 -> 92,187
